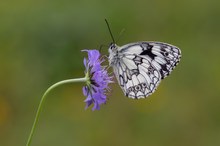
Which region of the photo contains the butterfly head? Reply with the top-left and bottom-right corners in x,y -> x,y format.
108,42 -> 118,53
108,43 -> 119,65
109,42 -> 117,50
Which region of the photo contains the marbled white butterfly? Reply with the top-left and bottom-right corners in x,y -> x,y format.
106,20 -> 181,99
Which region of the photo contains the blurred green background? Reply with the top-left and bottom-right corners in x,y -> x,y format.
1,0 -> 220,145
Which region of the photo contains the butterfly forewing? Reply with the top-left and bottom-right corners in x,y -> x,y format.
109,41 -> 181,99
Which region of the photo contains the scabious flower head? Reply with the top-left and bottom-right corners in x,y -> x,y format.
82,49 -> 112,111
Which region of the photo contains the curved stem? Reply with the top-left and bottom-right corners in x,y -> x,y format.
26,77 -> 87,146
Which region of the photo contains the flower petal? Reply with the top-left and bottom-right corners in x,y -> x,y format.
82,50 -> 100,65
82,86 -> 88,97
83,58 -> 87,68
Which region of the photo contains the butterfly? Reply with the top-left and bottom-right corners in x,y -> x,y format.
105,20 -> 181,99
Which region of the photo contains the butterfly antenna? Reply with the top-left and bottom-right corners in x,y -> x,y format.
116,28 -> 125,44
105,19 -> 115,44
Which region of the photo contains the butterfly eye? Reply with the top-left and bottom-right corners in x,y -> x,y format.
109,43 -> 116,50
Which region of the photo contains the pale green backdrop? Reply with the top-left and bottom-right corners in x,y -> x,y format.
0,0 -> 220,145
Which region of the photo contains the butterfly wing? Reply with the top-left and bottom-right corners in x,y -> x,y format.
113,54 -> 162,99
113,42 -> 181,99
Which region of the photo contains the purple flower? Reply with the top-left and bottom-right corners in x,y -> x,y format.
82,50 -> 112,111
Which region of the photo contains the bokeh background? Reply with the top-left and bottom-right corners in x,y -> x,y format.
1,0 -> 220,145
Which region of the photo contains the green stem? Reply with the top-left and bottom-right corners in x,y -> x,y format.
26,77 -> 87,146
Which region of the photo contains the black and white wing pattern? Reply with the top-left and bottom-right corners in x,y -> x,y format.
109,42 -> 181,99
